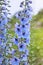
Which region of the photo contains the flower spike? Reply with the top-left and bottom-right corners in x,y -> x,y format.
0,0 -> 11,64
12,0 -> 33,65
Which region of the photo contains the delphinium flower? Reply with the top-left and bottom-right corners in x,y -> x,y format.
18,42 -> 26,52
12,36 -> 19,46
10,0 -> 32,65
0,54 -> 4,65
10,56 -> 20,65
0,0 -> 11,65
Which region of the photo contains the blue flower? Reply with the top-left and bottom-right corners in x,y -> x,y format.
0,54 -> 4,64
28,6 -> 32,12
24,37 -> 30,45
27,15 -> 32,21
0,57 -> 3,64
18,43 -> 26,52
0,28 -> 7,34
6,48 -> 16,56
21,23 -> 30,32
2,18 -> 8,25
3,28 -> 7,34
0,34 -> 5,39
20,1 -> 24,7
26,2 -> 29,5
25,49 -> 29,56
0,19 -> 3,26
20,54 -> 27,61
15,11 -> 21,19
2,6 -> 6,10
3,12 -> 8,17
20,17 -> 29,24
11,49 -> 16,55
21,31 -> 30,38
15,23 -> 22,38
25,1 -> 32,6
0,40 -> 3,45
10,57 -> 20,65
29,0 -> 32,4
26,23 -> 30,29
21,24 -> 26,30
25,9 -> 32,15
0,23 -> 4,29
15,13 -> 19,18
12,37 -> 19,45
23,62 -> 28,65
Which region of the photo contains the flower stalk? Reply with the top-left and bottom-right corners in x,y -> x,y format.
10,0 -> 32,65
0,0 -> 11,64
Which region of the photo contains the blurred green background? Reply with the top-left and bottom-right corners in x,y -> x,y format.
8,9 -> 43,65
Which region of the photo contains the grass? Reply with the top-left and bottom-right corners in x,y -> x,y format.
29,17 -> 43,65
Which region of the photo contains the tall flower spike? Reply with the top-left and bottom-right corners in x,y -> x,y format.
10,56 -> 20,65
0,0 -> 11,64
11,0 -> 33,65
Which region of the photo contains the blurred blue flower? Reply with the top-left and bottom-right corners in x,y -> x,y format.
21,24 -> 30,32
12,37 -> 19,45
0,28 -> 7,35
24,37 -> 30,45
0,34 -> 5,39
0,19 -> 3,26
1,6 -> 6,10
2,18 -> 8,25
20,17 -> 29,24
24,9 -> 32,15
21,31 -> 30,38
25,49 -> 29,56
0,18 -> 8,26
15,11 -> 21,19
23,62 -> 28,65
26,1 -> 32,6
15,13 -> 19,18
3,12 -> 8,17
0,54 -> 4,64
6,48 -> 16,56
29,0 -> 32,4
18,43 -> 26,52
28,6 -> 32,12
20,1 -> 24,7
10,57 -> 20,65
0,57 -> 3,64
21,54 -> 27,61
15,23 -> 22,38
3,28 -> 7,34
21,23 -> 30,35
